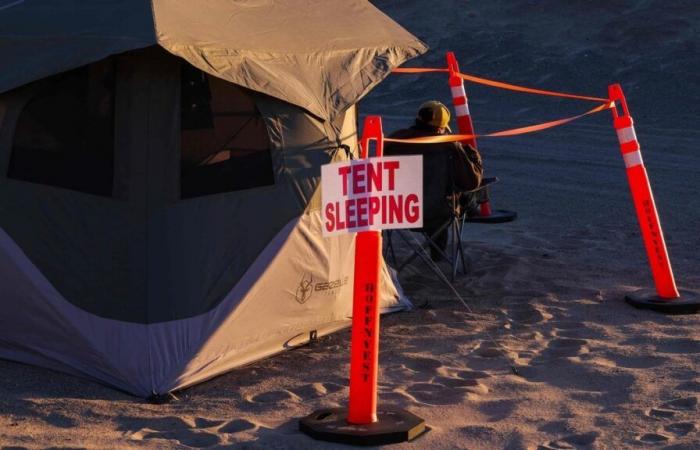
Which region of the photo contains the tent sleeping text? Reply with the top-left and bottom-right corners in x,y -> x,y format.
321,157 -> 423,236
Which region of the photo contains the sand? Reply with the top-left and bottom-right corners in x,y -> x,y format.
1,0 -> 699,448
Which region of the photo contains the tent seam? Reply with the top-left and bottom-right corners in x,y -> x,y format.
145,53 -> 155,395
326,44 -> 427,117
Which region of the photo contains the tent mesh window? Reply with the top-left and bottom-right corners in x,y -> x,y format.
8,59 -> 116,197
180,63 -> 274,198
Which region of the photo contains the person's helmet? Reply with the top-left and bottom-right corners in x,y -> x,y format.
417,100 -> 451,130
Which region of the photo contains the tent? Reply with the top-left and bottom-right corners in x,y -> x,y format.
0,0 -> 427,397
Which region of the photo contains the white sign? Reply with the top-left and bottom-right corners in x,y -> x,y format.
321,156 -> 423,237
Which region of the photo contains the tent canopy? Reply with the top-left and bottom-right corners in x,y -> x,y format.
0,0 -> 423,396
0,0 -> 427,120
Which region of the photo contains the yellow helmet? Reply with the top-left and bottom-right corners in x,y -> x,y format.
417,100 -> 451,129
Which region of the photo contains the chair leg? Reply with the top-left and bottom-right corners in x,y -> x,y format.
459,213 -> 471,273
456,217 -> 468,275
412,235 -> 450,283
385,230 -> 398,267
451,218 -> 460,281
395,230 -> 427,273
397,221 -> 452,270
401,230 -> 452,281
393,230 -> 450,280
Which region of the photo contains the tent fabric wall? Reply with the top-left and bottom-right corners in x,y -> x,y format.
0,212 -> 405,396
0,0 -> 427,120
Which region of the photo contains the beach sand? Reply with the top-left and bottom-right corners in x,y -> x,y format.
1,1 -> 699,448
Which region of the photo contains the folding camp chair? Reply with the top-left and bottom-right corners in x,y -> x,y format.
385,177 -> 499,281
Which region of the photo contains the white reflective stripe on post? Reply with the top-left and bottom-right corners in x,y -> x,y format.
623,150 -> 644,169
616,126 -> 637,145
454,103 -> 470,117
451,85 -> 467,99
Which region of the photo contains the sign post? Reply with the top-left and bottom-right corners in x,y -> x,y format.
300,116 -> 427,445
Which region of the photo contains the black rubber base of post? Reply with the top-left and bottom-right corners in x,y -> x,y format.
625,288 -> 700,314
465,209 -> 518,224
299,407 -> 426,446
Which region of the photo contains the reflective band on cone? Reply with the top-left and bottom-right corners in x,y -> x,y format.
451,85 -> 467,99
623,150 -> 643,169
454,103 -> 470,117
617,126 -> 638,145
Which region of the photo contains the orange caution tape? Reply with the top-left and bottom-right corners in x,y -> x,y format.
392,67 -> 449,74
392,67 -> 609,103
384,101 -> 613,144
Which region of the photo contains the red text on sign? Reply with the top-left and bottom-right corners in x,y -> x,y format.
325,194 -> 420,232
338,161 -> 400,196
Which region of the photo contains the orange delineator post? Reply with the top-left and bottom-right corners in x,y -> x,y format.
347,116 -> 384,424
609,84 -> 680,300
446,52 -> 492,216
299,115 -> 426,443
447,52 -> 478,149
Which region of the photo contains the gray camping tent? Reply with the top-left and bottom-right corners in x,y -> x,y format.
0,0 -> 427,396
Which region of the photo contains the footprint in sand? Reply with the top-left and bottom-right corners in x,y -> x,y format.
543,338 -> 589,358
648,408 -> 676,419
538,443 -> 575,450
675,380 -> 700,392
379,390 -> 413,406
383,364 -> 433,383
654,338 -> 700,354
636,432 -> 671,444
123,415 -> 224,448
401,355 -> 444,373
460,425 -> 498,441
477,399 -> 519,422
218,418 -> 257,434
540,431 -> 599,450
475,346 -> 503,358
248,390 -> 300,404
126,415 -> 263,445
506,304 -> 550,325
553,321 -> 585,330
139,430 -> 221,448
562,431 -> 599,446
290,382 -> 344,400
661,397 -> 698,411
664,422 -> 696,437
646,396 -> 697,423
433,375 -> 489,395
193,418 -> 225,428
404,382 -> 467,405
554,322 -> 605,340
454,369 -> 492,380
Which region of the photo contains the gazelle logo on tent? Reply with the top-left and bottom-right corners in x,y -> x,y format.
295,273 -> 314,304
321,156 -> 423,236
315,276 -> 349,292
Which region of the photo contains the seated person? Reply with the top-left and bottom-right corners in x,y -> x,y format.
384,101 -> 484,260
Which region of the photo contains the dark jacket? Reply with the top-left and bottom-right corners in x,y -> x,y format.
384,121 -> 483,225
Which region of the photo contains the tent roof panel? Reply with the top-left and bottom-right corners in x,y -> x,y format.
0,0 -> 427,119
